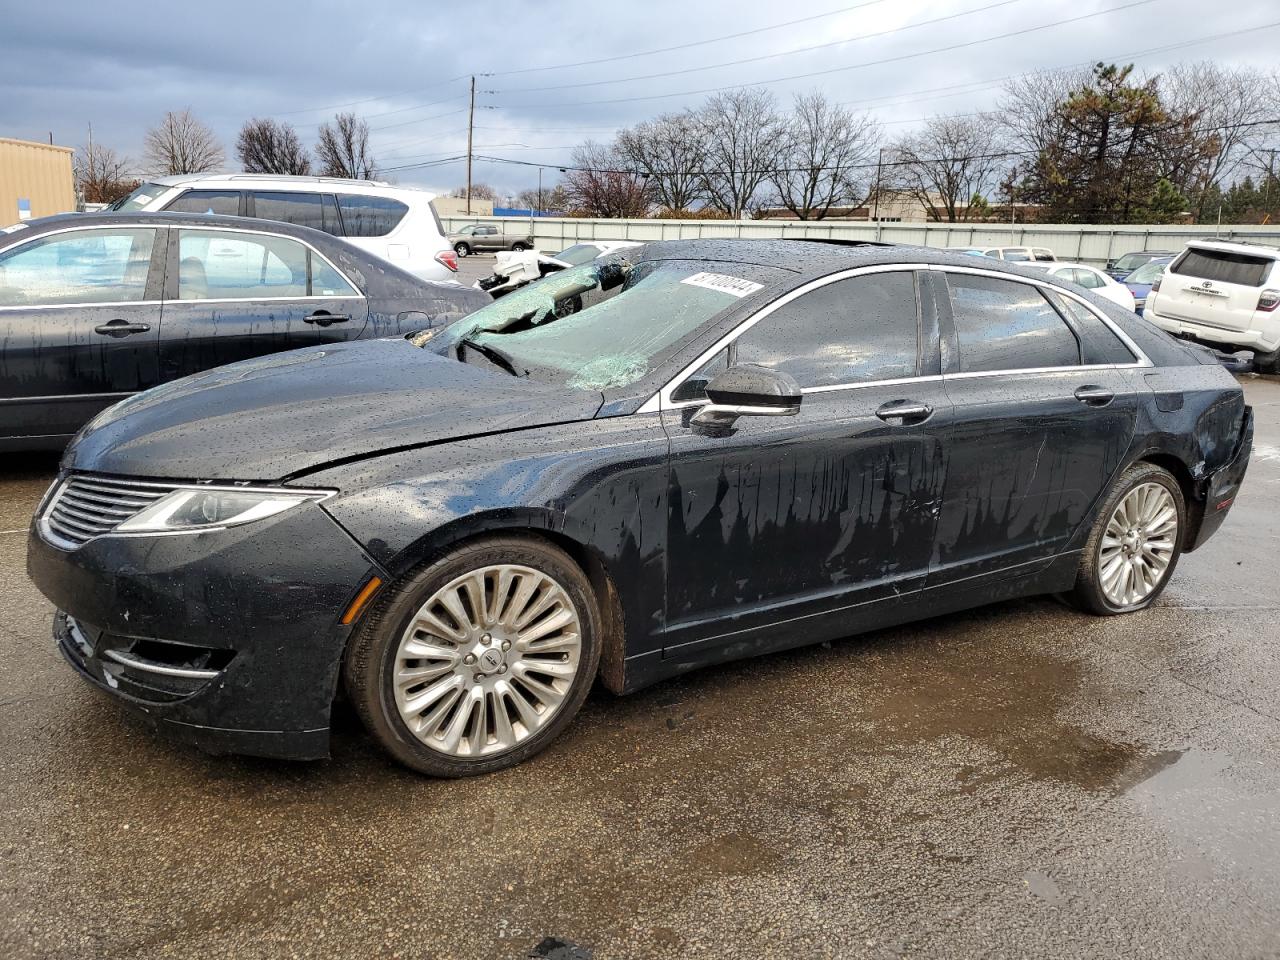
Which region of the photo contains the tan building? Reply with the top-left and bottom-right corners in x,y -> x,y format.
0,137 -> 76,226
431,195 -> 494,218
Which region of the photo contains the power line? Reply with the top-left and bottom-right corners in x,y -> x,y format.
491,0 -> 1160,109
500,0 -> 1024,94
487,0 -> 893,77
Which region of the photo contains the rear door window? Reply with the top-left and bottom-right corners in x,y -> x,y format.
177,229 -> 309,300
729,271 -> 920,388
1172,248 -> 1274,287
336,194 -> 409,237
165,190 -> 240,216
946,273 -> 1080,372
250,191 -> 341,235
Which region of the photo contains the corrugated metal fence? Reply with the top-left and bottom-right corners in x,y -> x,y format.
440,214 -> 1280,266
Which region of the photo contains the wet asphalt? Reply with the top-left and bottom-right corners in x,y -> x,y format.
2,368 -> 1279,959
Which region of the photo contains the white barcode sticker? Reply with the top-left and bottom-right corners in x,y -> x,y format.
680,271 -> 763,298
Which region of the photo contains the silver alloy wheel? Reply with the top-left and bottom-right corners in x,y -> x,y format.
391,564 -> 583,758
1098,481 -> 1178,607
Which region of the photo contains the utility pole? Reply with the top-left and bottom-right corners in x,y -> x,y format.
871,147 -> 884,241
465,76 -> 475,216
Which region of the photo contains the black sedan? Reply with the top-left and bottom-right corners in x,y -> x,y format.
27,240 -> 1252,777
0,212 -> 488,450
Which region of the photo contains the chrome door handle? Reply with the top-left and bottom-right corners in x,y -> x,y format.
875,400 -> 933,424
1074,385 -> 1115,406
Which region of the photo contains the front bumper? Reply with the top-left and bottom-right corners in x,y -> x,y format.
27,495 -> 385,761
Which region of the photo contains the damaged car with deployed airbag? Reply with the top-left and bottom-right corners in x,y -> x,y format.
27,238 -> 1252,777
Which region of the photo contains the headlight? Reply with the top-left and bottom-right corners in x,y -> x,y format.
115,486 -> 332,534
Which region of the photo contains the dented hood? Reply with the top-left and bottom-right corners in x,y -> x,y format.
63,338 -> 603,482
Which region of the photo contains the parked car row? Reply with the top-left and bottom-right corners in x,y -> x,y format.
0,212 -> 488,449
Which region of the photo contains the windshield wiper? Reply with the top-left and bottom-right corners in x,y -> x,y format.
456,336 -> 525,377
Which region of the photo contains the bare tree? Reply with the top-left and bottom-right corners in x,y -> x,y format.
451,182 -> 499,202
694,89 -> 784,218
235,118 -> 311,175
1162,62 -> 1278,219
516,184 -> 570,213
616,112 -> 706,213
888,114 -> 1007,222
316,113 -> 376,179
770,92 -> 881,220
74,142 -> 137,204
562,140 -> 650,217
144,109 -> 224,175
999,67 -> 1089,159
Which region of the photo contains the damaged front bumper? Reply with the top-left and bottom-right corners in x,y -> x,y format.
26,497 -> 385,761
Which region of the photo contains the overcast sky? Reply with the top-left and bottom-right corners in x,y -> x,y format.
2,0 -> 1278,197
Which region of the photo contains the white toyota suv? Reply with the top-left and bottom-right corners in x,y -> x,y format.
112,174 -> 460,283
1145,239 -> 1280,372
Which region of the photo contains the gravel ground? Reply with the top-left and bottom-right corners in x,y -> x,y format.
1,376 -> 1278,960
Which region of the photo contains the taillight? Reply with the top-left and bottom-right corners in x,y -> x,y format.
1150,275 -> 1162,293
435,249 -> 459,272
1257,289 -> 1280,312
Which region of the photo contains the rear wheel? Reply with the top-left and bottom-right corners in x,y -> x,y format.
1253,347 -> 1280,375
512,242 -> 528,251
343,536 -> 600,777
454,242 -> 471,257
1069,462 -> 1185,615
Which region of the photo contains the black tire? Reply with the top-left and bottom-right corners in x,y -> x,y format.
512,242 -> 529,251
454,242 -> 471,257
1253,347 -> 1280,375
343,536 -> 601,777
1068,462 -> 1186,615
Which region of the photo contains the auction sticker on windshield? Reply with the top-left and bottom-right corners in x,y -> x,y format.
680,272 -> 764,298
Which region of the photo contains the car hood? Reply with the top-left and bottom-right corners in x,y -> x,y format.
64,338 -> 603,482
1125,282 -> 1154,296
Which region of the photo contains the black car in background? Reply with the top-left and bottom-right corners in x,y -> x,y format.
0,213 -> 488,450
26,240 -> 1252,777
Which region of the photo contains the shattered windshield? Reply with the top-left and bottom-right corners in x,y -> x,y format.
430,257 -> 772,391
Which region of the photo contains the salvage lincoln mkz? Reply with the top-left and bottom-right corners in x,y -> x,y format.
27,240 -> 1253,776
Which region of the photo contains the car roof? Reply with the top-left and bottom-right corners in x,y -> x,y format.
1185,238 -> 1280,259
6,211 -> 345,245
144,172 -> 437,199
1038,261 -> 1103,271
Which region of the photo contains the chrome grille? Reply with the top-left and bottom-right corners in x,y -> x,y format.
42,475 -> 178,548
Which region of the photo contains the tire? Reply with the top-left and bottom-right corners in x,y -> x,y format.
343,536 -> 601,777
1069,462 -> 1186,615
1253,347 -> 1280,375
454,242 -> 471,257
512,242 -> 529,252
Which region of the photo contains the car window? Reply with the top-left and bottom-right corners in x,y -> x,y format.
251,191 -> 341,236
946,273 -> 1080,372
1002,249 -> 1031,262
110,182 -> 168,212
165,190 -> 240,216
177,229 -> 309,300
1125,261 -> 1167,284
0,228 -> 156,306
1113,253 -> 1148,272
1033,249 -> 1055,262
337,195 -> 409,237
1171,248 -> 1274,287
1048,292 -> 1137,365
431,257 -> 785,392
728,272 -> 919,389
553,244 -> 602,266
310,253 -> 358,297
1074,268 -> 1104,289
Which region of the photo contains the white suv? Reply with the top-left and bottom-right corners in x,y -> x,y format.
112,174 -> 460,283
1145,240 -> 1280,372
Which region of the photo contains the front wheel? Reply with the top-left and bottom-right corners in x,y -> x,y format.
454,242 -> 471,257
1069,462 -> 1185,615
343,536 -> 601,777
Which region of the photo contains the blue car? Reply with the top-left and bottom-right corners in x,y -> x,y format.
1122,257 -> 1174,315
1106,250 -> 1177,280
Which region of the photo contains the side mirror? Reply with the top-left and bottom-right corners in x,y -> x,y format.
691,364 -> 801,428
